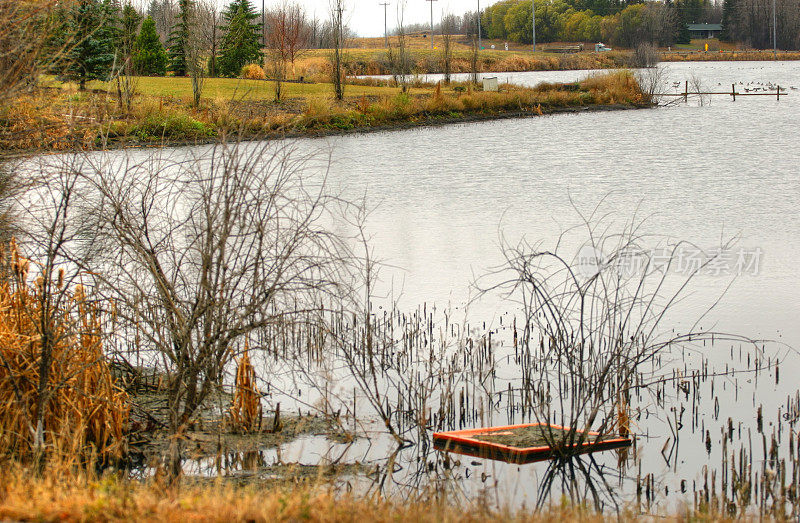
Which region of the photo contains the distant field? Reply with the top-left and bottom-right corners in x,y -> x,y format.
350,34 -> 541,52
53,76 -> 413,102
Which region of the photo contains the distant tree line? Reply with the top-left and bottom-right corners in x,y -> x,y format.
41,0 -> 800,91
467,0 -> 799,50
723,0 -> 800,49
477,0 -> 718,48
45,0 -> 352,88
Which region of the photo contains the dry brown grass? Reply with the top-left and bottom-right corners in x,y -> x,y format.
0,466 -> 627,522
661,50 -> 800,62
241,64 -> 267,80
228,345 -> 261,432
0,240 -> 128,464
293,49 -> 627,79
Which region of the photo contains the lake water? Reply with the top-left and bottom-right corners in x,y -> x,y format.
277,60 -> 800,514
339,61 -> 800,345
29,60 -> 800,515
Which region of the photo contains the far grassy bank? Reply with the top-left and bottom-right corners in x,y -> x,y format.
0,71 -> 651,155
289,46 -> 800,80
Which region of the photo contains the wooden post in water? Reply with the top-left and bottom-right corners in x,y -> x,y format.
684,80 -> 688,102
732,84 -> 736,101
777,86 -> 781,101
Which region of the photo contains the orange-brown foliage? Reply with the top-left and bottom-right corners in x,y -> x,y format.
0,240 -> 128,464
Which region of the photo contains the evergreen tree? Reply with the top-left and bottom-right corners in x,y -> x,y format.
218,0 -> 262,78
135,16 -> 169,75
721,0 -> 737,41
119,4 -> 143,56
168,0 -> 193,76
61,0 -> 118,90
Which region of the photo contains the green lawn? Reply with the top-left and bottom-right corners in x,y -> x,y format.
64,76 -> 411,103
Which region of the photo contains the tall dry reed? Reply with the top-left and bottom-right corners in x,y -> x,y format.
0,240 -> 128,465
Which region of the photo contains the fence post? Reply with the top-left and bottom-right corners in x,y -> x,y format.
685,80 -> 688,102
732,83 -> 736,101
777,86 -> 781,101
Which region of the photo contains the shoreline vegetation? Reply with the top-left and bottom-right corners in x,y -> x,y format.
333,48 -> 800,77
0,70 -> 651,155
0,471 -> 611,522
5,46 -> 799,157
0,466 -> 729,522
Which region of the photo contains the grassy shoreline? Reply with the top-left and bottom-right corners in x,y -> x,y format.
295,47 -> 800,79
0,71 -> 651,155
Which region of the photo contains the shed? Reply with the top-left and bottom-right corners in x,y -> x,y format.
687,23 -> 723,39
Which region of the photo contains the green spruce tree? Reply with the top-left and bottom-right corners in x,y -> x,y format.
721,0 -> 737,41
135,16 -> 169,75
217,0 -> 262,78
61,0 -> 118,90
119,4 -> 143,60
168,0 -> 193,76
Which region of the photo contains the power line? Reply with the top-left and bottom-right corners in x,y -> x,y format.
380,2 -> 390,48
425,0 -> 437,50
477,0 -> 481,50
532,0 -> 536,52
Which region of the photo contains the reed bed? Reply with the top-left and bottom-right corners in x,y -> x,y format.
0,241 -> 128,464
661,50 -> 800,62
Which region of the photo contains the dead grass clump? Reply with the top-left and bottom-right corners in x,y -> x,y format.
580,70 -> 646,104
228,345 -> 262,432
0,240 -> 128,464
241,64 -> 267,80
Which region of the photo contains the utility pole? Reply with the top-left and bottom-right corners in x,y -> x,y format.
773,0 -> 777,58
380,2 -> 389,48
532,0 -> 536,53
426,0 -> 437,50
477,0 -> 481,51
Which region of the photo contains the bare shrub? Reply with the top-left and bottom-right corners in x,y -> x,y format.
629,43 -> 660,68
81,140 -> 352,479
266,2 -> 310,101
0,1 -> 60,103
482,206 -> 756,459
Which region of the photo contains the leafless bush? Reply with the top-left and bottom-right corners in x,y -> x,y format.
267,2 -> 310,101
629,43 -> 660,68
2,155 -> 121,469
440,13 -> 457,85
387,1 -> 411,92
0,1 -> 60,104
482,204 -> 757,460
77,140 -> 353,479
469,33 -> 479,84
634,65 -> 668,104
329,0 -> 346,100
689,73 -> 709,106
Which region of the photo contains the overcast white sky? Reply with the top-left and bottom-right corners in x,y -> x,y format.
209,0 -> 491,37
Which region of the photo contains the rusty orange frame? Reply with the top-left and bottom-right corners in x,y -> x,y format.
433,423 -> 632,464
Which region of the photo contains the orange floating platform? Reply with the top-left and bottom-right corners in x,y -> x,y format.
433,423 -> 632,464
